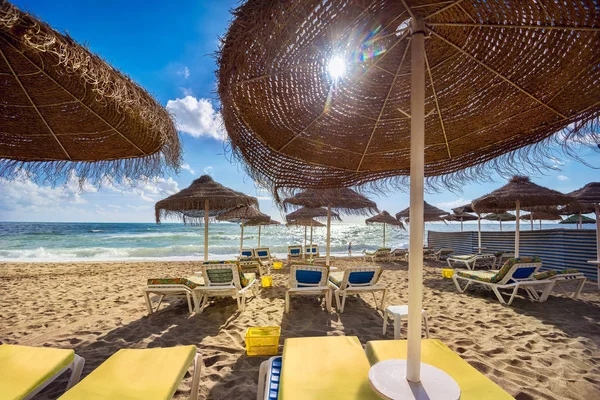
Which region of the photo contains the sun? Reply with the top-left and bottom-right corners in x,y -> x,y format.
328,56 -> 346,80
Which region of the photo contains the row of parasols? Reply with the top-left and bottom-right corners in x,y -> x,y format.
155,175 -> 600,265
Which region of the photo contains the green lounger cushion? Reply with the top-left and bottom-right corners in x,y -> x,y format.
147,278 -> 200,289
533,268 -> 580,280
0,344 -> 75,400
59,345 -> 196,400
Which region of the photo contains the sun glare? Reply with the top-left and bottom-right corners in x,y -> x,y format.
328,56 -> 346,80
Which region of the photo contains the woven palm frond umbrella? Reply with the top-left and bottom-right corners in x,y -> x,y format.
286,207 -> 340,258
155,175 -> 258,261
283,188 -> 377,265
286,218 -> 326,254
218,0 -> 600,393
520,210 -> 562,230
244,217 -> 280,248
560,214 -> 596,225
396,201 -> 448,222
473,176 -> 573,257
366,211 -> 404,248
445,211 -> 477,232
0,1 -> 180,183
483,212 -> 516,232
216,206 -> 270,252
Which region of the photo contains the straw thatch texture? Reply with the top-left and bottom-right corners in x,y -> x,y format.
520,212 -> 561,221
218,0 -> 600,197
483,213 -> 516,222
155,175 -> 258,223
244,218 -> 280,227
472,176 -> 573,213
396,201 -> 448,222
366,211 -> 404,228
216,205 -> 270,223
285,206 -> 340,222
563,182 -> 600,213
0,1 -> 181,182
445,211 -> 478,222
560,214 -> 596,224
452,204 -> 475,214
286,218 -> 325,228
282,188 -> 377,216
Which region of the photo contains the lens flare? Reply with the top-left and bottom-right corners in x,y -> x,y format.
328,56 -> 346,79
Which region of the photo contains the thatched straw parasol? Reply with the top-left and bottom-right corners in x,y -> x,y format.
366,211 -> 404,248
286,207 -> 339,259
445,212 -> 477,232
283,188 -> 377,264
565,183 -> 600,265
243,218 -> 280,248
218,0 -> 600,392
396,201 -> 448,223
483,212 -> 516,232
520,211 -> 562,230
560,214 -> 596,225
0,1 -> 181,183
217,206 -> 270,251
286,218 -> 326,253
473,176 -> 572,256
155,175 -> 258,261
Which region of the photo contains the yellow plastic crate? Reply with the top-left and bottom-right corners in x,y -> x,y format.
261,276 -> 273,288
273,261 -> 283,270
245,326 -> 281,356
441,268 -> 454,279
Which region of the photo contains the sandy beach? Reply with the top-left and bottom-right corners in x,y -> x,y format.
1,258 -> 599,399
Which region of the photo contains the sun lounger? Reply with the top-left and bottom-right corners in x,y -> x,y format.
363,248 -> 391,262
447,253 -> 497,270
144,277 -> 203,315
0,344 -> 85,400
195,263 -> 258,313
452,257 -> 555,305
531,268 -> 586,300
366,339 -> 513,399
238,248 -> 255,260
285,265 -> 332,313
304,245 -> 319,258
59,345 -> 201,400
254,247 -> 273,261
434,247 -> 455,261
287,245 -> 303,261
256,356 -> 282,400
328,266 -> 387,313
390,248 -> 408,262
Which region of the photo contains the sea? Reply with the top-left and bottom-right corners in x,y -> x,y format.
0,221 -> 586,262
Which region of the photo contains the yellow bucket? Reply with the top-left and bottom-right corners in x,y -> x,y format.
441,268 -> 454,279
273,261 -> 283,270
261,275 -> 273,288
245,326 -> 281,356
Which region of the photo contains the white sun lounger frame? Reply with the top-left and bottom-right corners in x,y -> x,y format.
195,263 -> 258,313
328,266 -> 387,313
22,352 -> 85,400
447,253 -> 497,270
143,284 -> 199,315
285,265 -> 332,313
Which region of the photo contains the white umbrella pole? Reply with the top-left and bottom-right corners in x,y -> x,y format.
539,219 -> 542,230
596,204 -> 599,263
530,213 -> 534,230
204,200 -> 209,262
579,212 -> 582,230
258,225 -> 262,248
515,201 -> 521,257
326,206 -> 331,265
304,226 -> 307,261
477,214 -> 482,252
383,223 -> 386,248
240,222 -> 244,252
310,221 -> 313,248
460,217 -> 463,232
406,17 -> 425,383
500,219 -> 502,232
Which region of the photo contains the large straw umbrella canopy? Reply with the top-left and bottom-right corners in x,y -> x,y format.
445,211 -> 477,232
396,201 -> 448,222
283,188 -> 377,264
483,212 -> 516,232
218,0 -> 600,394
0,1 -> 180,183
217,206 -> 270,252
473,176 -> 573,257
244,218 -> 280,248
366,211 -> 404,247
560,214 -> 596,225
155,175 -> 258,261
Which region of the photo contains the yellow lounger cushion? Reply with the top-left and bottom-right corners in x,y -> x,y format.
280,336 -> 379,400
0,344 -> 75,400
366,339 -> 513,400
59,345 -> 196,400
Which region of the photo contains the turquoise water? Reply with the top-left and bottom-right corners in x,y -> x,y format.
0,221 -> 584,262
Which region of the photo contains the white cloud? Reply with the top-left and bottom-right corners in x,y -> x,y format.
180,87 -> 193,96
557,175 -> 569,181
203,166 -> 213,175
127,204 -> 151,212
435,198 -> 471,211
123,176 -> 180,202
178,66 -> 190,79
181,163 -> 195,175
166,96 -> 227,141
107,205 -> 122,210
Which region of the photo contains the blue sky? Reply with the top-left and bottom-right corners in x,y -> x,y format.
0,0 -> 598,224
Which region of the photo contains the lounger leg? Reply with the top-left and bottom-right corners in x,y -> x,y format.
383,312 -> 387,335
236,293 -> 243,311
538,282 -> 556,302
334,289 -> 341,312
371,291 -> 378,307
452,275 -> 471,293
186,292 -> 193,314
491,286 -> 508,305
66,355 -> 85,390
156,294 -> 165,312
573,277 -> 586,299
144,290 -> 154,315
447,259 -> 452,268
422,311 -> 430,339
340,292 -> 347,313
326,290 -> 332,312
190,353 -> 201,400
198,294 -> 209,314
380,288 -> 387,310
285,291 -> 290,314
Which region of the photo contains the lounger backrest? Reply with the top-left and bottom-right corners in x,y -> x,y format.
340,267 -> 381,289
202,263 -> 244,289
288,246 -> 302,256
376,248 -> 391,256
305,245 -> 318,255
240,248 -> 255,258
290,265 -> 328,288
255,248 -> 271,259
492,257 -> 542,284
